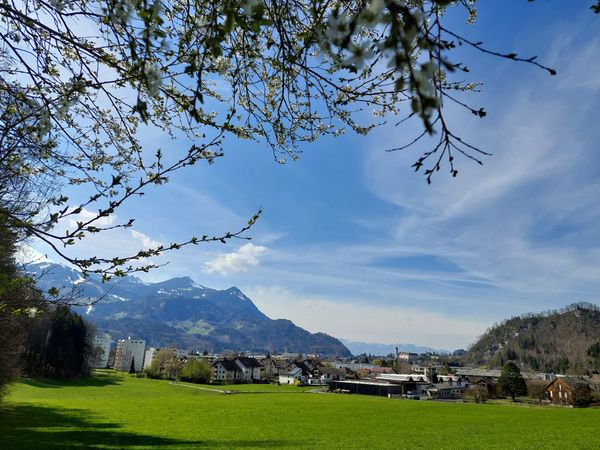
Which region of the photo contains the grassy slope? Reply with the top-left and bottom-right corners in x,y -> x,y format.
1,374 -> 599,449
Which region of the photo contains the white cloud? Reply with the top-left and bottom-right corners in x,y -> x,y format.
204,243 -> 267,275
66,207 -> 116,230
130,230 -> 162,249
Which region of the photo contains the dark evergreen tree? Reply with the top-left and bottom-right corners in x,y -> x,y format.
587,341 -> 600,373
22,305 -> 93,378
497,362 -> 528,401
129,357 -> 136,375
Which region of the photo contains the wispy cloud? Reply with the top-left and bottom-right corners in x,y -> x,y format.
130,230 -> 162,250
359,35 -> 600,314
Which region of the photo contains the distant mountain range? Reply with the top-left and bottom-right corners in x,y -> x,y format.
339,339 -> 450,356
29,263 -> 351,357
463,303 -> 600,373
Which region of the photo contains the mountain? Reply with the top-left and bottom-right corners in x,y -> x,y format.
463,303 -> 600,373
339,339 -> 450,356
29,263 -> 351,356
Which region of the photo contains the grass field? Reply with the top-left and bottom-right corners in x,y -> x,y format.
1,373 -> 599,449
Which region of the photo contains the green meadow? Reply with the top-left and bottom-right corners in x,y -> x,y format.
1,373 -> 598,449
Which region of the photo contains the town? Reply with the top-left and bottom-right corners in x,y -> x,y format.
99,335 -> 600,407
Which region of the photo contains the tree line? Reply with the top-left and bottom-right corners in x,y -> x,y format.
0,219 -> 95,399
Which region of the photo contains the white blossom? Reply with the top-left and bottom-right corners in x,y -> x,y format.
144,64 -> 162,96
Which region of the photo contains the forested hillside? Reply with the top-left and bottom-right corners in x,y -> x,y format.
464,303 -> 600,373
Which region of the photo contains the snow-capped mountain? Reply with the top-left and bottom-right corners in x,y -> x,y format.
28,262 -> 351,356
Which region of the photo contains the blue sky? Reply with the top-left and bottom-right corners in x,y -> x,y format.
29,3 -> 600,350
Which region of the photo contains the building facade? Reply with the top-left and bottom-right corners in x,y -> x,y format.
143,347 -> 158,370
546,377 -> 592,407
213,359 -> 242,382
234,357 -> 262,381
113,337 -> 146,372
93,334 -> 111,368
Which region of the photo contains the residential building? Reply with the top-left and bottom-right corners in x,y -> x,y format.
546,376 -> 592,407
113,337 -> 145,372
319,367 -> 345,383
234,357 -> 262,381
92,334 -> 111,368
143,347 -> 158,370
466,376 -> 497,398
261,357 -> 287,379
279,367 -> 303,385
397,352 -> 418,363
421,383 -> 467,400
213,359 -> 242,382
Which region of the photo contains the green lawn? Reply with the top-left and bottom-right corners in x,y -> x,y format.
1,374 -> 599,449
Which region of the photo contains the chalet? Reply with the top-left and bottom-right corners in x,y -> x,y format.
546,377 -> 592,407
212,359 -> 242,382
466,376 -> 497,398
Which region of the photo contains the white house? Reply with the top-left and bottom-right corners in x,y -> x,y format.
279,367 -> 303,385
113,337 -> 145,372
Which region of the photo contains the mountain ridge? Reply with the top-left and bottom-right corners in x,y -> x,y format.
339,339 -> 450,356
29,263 -> 351,356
